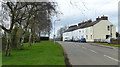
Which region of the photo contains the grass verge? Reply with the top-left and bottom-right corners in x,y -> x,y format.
2,41 -> 65,65
100,43 -> 120,47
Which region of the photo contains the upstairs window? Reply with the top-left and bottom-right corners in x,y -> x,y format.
107,26 -> 110,31
91,35 -> 92,39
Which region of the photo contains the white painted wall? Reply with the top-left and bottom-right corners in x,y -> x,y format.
93,20 -> 116,41
84,27 -> 94,42
63,20 -> 116,42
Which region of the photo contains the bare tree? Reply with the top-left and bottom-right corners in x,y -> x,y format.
57,26 -> 68,41
0,2 -> 58,56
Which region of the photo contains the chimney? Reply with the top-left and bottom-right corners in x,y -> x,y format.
101,15 -> 108,20
96,16 -> 101,21
87,19 -> 92,23
73,25 -> 77,27
78,23 -> 82,26
78,21 -> 84,26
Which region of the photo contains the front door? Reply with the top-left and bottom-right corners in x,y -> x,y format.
106,35 -> 110,39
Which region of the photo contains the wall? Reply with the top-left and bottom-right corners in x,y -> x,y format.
63,20 -> 116,42
93,20 -> 116,41
84,27 -> 94,42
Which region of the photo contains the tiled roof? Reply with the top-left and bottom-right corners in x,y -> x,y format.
64,15 -> 108,32
64,20 -> 100,32
80,20 -> 100,28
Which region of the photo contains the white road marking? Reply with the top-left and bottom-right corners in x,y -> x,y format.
82,47 -> 87,49
90,50 -> 97,53
104,55 -> 120,62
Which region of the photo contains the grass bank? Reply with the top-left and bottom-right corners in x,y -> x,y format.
100,43 -> 120,47
2,41 -> 65,65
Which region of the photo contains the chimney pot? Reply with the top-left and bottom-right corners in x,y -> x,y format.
96,16 -> 101,21
88,19 -> 92,23
101,15 -> 108,20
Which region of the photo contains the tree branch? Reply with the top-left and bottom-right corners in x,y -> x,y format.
0,25 -> 10,33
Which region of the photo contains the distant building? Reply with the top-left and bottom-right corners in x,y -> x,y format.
63,15 -> 116,42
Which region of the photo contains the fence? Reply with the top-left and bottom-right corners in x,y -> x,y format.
111,39 -> 120,45
94,39 -> 105,43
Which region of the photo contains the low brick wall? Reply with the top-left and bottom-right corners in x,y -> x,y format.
111,39 -> 120,45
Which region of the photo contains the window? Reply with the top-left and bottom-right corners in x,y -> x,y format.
82,30 -> 84,33
91,35 -> 92,39
107,26 -> 110,31
81,36 -> 84,38
86,35 -> 88,39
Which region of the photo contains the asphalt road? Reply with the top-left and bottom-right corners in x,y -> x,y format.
57,41 -> 119,65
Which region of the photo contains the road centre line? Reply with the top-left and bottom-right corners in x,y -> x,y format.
90,50 -> 97,53
104,55 -> 120,62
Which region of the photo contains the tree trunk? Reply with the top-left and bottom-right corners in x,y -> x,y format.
48,31 -> 50,41
19,26 -> 26,50
11,27 -> 18,49
5,33 -> 11,56
32,34 -> 35,43
20,35 -> 24,50
39,32 -> 41,42
28,33 -> 32,46
5,39 -> 10,56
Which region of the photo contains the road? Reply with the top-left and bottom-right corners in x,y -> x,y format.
57,41 -> 119,65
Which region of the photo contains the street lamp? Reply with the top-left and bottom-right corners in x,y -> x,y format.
54,19 -> 60,44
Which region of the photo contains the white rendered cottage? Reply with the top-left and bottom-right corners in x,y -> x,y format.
63,16 -> 116,42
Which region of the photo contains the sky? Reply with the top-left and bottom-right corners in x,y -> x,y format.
50,0 -> 120,38
0,0 -> 119,38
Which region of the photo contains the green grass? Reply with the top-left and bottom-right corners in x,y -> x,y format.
100,43 -> 120,47
2,41 -> 65,65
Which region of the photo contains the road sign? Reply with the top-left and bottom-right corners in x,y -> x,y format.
54,35 -> 56,37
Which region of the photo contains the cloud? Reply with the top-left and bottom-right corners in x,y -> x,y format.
50,0 -> 119,38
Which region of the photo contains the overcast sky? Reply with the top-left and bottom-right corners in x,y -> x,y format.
50,0 -> 119,38
0,0 -> 119,38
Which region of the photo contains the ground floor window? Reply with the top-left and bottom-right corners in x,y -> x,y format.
86,35 -> 88,39
81,36 -> 84,38
91,35 -> 92,39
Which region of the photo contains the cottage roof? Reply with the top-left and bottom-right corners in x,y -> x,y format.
64,20 -> 100,32
64,15 -> 108,32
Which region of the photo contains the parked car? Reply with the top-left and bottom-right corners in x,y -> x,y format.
73,38 -> 79,42
64,37 -> 72,42
79,38 -> 86,42
64,37 -> 69,41
104,37 -> 116,43
116,37 -> 120,39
